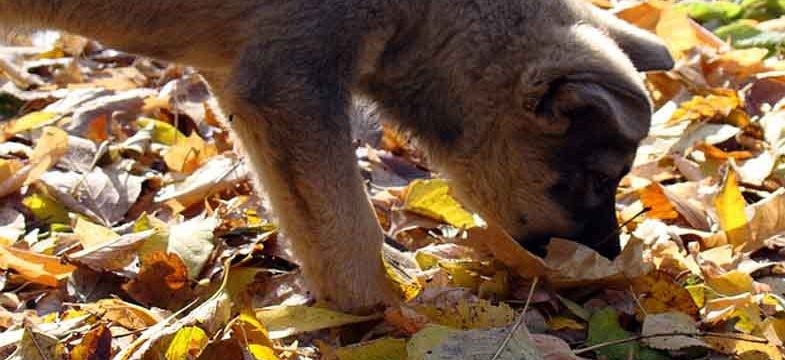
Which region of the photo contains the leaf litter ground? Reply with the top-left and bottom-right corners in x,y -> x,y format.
4,1 -> 785,359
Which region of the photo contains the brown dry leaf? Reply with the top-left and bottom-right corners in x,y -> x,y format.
468,224 -> 650,287
0,158 -> 29,198
25,126 -> 69,185
631,272 -> 700,318
641,312 -> 707,350
706,48 -> 769,86
82,298 -> 162,330
122,251 -> 192,308
705,334 -> 782,360
67,229 -> 154,272
0,246 -> 75,286
70,323 -> 112,360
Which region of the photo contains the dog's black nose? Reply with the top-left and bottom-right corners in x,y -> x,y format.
575,207 -> 622,259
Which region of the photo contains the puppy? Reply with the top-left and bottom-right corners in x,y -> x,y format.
0,0 -> 673,311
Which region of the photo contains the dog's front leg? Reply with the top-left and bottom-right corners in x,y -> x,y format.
216,41 -> 399,312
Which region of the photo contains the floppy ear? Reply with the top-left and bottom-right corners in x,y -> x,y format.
535,79 -> 652,141
587,6 -> 675,72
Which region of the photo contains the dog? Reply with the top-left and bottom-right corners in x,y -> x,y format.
0,0 -> 673,311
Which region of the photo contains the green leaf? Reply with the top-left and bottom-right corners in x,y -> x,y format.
677,1 -> 743,24
335,338 -> 407,360
586,308 -> 667,360
740,0 -> 785,21
136,117 -> 186,145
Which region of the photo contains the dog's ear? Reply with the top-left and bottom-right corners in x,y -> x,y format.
535,79 -> 651,141
587,6 -> 674,72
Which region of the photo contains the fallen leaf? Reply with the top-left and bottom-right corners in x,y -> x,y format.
7,325 -> 65,360
255,305 -> 380,340
641,312 -> 708,350
715,166 -> 752,250
82,298 -> 162,330
155,154 -> 247,207
334,337 -> 406,360
640,183 -> 679,220
67,229 -> 154,272
167,215 -> 219,280
164,132 -> 217,174
3,111 -> 59,135
586,307 -> 666,360
70,323 -> 112,360
0,246 -> 75,286
164,326 -> 209,360
122,251 -> 192,308
403,179 -> 476,229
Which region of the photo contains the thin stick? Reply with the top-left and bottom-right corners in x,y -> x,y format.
595,207 -> 650,248
573,331 -> 769,355
490,277 -> 539,360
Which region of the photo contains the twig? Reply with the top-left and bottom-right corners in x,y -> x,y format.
573,331 -> 769,355
595,207 -> 650,248
490,277 -> 539,360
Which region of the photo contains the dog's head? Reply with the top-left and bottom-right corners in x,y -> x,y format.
413,2 -> 674,258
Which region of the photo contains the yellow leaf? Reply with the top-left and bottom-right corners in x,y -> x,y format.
403,179 -> 476,228
705,334 -> 782,359
164,132 -> 217,174
137,117 -> 185,145
413,298 -> 515,330
0,159 -> 29,198
231,313 -> 279,360
334,337 -> 407,360
706,270 -> 754,297
165,326 -> 208,360
25,127 -> 69,185
384,254 -> 422,301
255,305 -> 380,339
5,111 -> 58,135
247,344 -> 279,360
714,167 -> 752,250
548,316 -> 585,331
23,192 -> 70,224
74,217 -> 119,250
669,90 -> 741,125
0,246 -> 75,286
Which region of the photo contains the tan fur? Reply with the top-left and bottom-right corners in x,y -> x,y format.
0,0 -> 673,311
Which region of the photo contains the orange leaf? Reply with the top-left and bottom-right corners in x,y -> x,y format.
122,251 -> 193,309
0,246 -> 75,287
84,114 -> 110,143
639,183 -> 679,220
164,132 -> 217,174
70,323 -> 112,360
